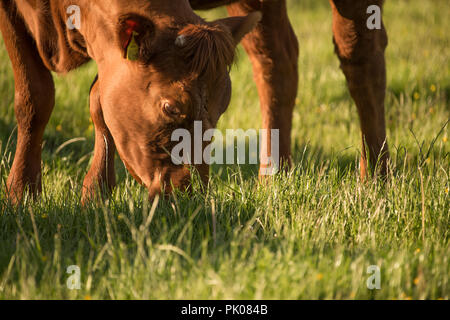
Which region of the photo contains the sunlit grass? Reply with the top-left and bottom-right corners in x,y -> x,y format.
0,0 -> 448,299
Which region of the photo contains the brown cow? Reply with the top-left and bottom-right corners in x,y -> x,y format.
0,0 -> 389,204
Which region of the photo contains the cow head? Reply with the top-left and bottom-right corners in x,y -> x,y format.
84,2 -> 261,198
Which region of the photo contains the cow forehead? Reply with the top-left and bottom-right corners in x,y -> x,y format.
140,28 -> 232,82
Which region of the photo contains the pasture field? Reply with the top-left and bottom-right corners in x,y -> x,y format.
0,0 -> 448,299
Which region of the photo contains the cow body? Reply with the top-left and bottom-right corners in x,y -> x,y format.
4,0 -> 202,72
5,0 -> 88,73
1,0 -> 389,203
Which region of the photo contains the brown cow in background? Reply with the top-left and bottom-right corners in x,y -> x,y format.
0,0 -> 389,203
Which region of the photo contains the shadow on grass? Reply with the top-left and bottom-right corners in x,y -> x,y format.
0,117 -> 96,165
209,140 -> 359,183
1,118 -> 361,186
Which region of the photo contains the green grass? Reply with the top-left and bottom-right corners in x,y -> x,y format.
0,0 -> 448,299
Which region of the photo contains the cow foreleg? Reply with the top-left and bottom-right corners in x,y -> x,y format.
227,0 -> 299,175
0,3 -> 55,204
82,76 -> 116,203
330,0 -> 389,179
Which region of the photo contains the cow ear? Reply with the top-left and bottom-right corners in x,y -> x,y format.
216,12 -> 262,44
118,15 -> 154,60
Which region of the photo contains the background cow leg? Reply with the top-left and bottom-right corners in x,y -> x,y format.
82,77 -> 116,203
330,0 -> 389,179
227,0 -> 299,174
0,4 -> 55,203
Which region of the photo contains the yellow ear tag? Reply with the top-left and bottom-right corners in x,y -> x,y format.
126,31 -> 140,61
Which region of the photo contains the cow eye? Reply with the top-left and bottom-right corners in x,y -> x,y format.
162,102 -> 181,118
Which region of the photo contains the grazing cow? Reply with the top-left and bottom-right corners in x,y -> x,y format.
0,0 -> 389,203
